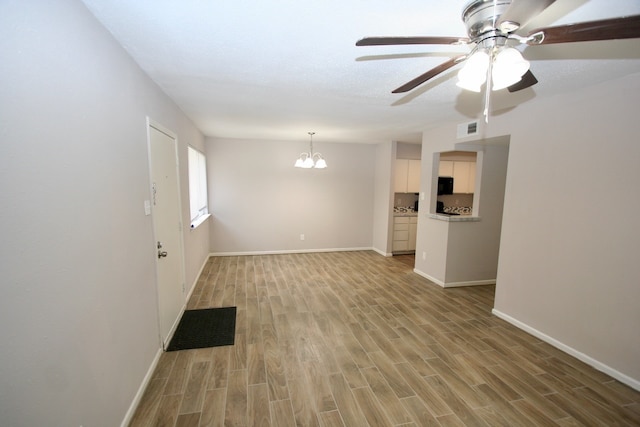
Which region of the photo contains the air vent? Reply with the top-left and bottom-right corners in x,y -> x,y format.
457,120 -> 479,138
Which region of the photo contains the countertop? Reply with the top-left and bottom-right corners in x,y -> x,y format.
393,208 -> 418,217
394,212 -> 418,217
428,213 -> 480,222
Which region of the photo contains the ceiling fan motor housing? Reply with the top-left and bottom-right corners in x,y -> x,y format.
462,0 -> 513,39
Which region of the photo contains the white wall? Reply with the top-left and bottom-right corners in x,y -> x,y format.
396,141 -> 421,159
207,137 -> 376,254
492,72 -> 640,387
414,135 -> 508,286
372,141 -> 395,255
0,1 -> 209,426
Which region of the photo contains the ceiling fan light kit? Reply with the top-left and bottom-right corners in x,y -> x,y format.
491,47 -> 530,89
294,132 -> 327,169
356,0 -> 640,117
456,50 -> 489,92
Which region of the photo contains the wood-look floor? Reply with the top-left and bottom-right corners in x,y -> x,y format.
129,251 -> 640,426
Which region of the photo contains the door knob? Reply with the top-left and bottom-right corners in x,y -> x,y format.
158,250 -> 168,258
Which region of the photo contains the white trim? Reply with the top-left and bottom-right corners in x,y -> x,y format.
209,247 -> 373,257
372,247 -> 393,257
185,255 -> 209,302
146,118 -> 188,349
162,254 -> 210,350
161,301 -> 186,351
441,279 -> 496,288
492,309 -> 640,392
413,269 -> 445,286
413,269 -> 495,288
122,254 -> 212,425
190,213 -> 211,230
120,348 -> 163,427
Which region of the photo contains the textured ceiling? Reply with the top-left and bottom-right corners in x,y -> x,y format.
80,0 -> 640,144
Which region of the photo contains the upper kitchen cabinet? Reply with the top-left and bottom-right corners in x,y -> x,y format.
395,159 -> 421,193
439,154 -> 476,194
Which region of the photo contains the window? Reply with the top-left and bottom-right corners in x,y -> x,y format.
188,146 -> 209,228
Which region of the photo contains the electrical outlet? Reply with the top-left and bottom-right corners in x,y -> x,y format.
422,252 -> 427,261
300,234 -> 305,241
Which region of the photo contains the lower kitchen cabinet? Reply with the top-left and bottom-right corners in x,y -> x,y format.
393,216 -> 418,253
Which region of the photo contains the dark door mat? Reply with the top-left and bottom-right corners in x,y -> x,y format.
166,307 -> 236,351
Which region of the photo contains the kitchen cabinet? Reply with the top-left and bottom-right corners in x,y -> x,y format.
393,216 -> 418,253
395,159 -> 421,193
439,160 -> 454,178
439,160 -> 475,194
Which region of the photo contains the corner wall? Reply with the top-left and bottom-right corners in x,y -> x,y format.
372,142 -> 395,256
492,72 -> 640,387
0,1 -> 209,426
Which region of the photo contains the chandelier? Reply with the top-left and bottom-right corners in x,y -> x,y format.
294,132 -> 327,169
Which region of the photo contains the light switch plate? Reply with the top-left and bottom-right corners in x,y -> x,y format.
144,200 -> 151,216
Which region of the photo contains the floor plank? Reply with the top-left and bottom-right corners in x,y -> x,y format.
128,252 -> 640,426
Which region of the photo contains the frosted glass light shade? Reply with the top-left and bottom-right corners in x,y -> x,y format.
301,157 -> 314,168
457,50 -> 489,92
492,47 -> 530,90
314,157 -> 327,169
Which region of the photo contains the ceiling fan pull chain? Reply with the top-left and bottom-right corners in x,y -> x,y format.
483,50 -> 494,123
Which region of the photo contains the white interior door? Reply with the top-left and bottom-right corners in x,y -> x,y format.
148,123 -> 185,347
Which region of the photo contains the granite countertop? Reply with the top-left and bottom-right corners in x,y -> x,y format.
428,213 -> 481,222
393,207 -> 418,217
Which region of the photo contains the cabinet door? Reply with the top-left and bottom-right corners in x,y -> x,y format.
392,240 -> 409,252
407,160 -> 421,193
439,160 -> 454,177
394,159 -> 409,193
453,161 -> 471,193
467,161 -> 476,194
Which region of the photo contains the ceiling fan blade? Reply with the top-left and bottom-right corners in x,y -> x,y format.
356,36 -> 469,46
526,15 -> 640,45
497,0 -> 557,32
392,55 -> 466,93
507,70 -> 538,92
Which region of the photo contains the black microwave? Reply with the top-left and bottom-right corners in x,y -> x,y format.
438,177 -> 454,195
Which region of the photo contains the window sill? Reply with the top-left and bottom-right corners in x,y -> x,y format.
190,214 -> 211,230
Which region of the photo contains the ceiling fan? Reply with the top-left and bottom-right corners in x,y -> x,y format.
356,0 -> 640,116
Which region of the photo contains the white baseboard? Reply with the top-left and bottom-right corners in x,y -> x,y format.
163,255 -> 211,349
372,247 -> 393,257
185,255 -> 209,304
122,254 -> 212,426
442,279 -> 496,288
210,247 -> 373,257
120,348 -> 163,427
413,269 -> 495,288
413,269 -> 443,286
492,309 -> 640,392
